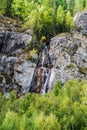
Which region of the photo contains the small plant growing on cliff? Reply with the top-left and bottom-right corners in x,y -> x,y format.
53,81 -> 62,96
27,49 -> 37,62
40,36 -> 46,44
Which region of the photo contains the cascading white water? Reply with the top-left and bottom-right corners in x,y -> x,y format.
29,43 -> 52,94
41,71 -> 51,94
41,48 -> 45,94
41,45 -> 52,95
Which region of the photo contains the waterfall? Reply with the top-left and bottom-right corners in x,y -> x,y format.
29,43 -> 52,94
41,70 -> 51,95
40,45 -> 51,94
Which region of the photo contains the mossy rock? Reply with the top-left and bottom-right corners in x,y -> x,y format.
76,26 -> 82,32
57,32 -> 69,37
78,66 -> 87,74
67,64 -> 74,68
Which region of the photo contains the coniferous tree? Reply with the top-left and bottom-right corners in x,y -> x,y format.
65,11 -> 73,31
61,0 -> 67,10
67,0 -> 75,15
5,0 -> 13,16
56,5 -> 65,32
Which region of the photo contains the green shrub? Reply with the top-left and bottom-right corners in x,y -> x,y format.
53,81 -> 62,96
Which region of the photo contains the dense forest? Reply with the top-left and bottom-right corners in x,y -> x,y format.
0,79 -> 87,130
0,0 -> 87,130
0,0 -> 87,40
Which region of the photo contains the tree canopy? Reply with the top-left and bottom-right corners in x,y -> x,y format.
0,0 -> 87,40
0,79 -> 87,130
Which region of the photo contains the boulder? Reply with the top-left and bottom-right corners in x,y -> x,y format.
14,61 -> 36,94
0,31 -> 32,54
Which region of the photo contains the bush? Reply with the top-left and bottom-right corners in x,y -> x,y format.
53,81 -> 62,96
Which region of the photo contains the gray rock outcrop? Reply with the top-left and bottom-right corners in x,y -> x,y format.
74,10 -> 87,35
48,10 -> 87,90
0,22 -> 36,96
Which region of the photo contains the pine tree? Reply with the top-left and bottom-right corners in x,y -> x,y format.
56,5 -> 65,32
67,0 -> 75,15
5,0 -> 13,16
65,11 -> 73,31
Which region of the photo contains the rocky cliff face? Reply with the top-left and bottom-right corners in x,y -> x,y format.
0,18 -> 36,97
48,10 -> 87,90
0,11 -> 87,96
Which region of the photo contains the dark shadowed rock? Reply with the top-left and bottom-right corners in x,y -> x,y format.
0,31 -> 32,54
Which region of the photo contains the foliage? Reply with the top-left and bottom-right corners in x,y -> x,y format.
28,48 -> 37,62
0,1 -> 87,130
0,79 -> 87,130
56,5 -> 65,32
0,0 -> 87,40
65,11 -> 73,31
5,0 -> 13,16
0,111 -> 19,130
53,80 -> 62,96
